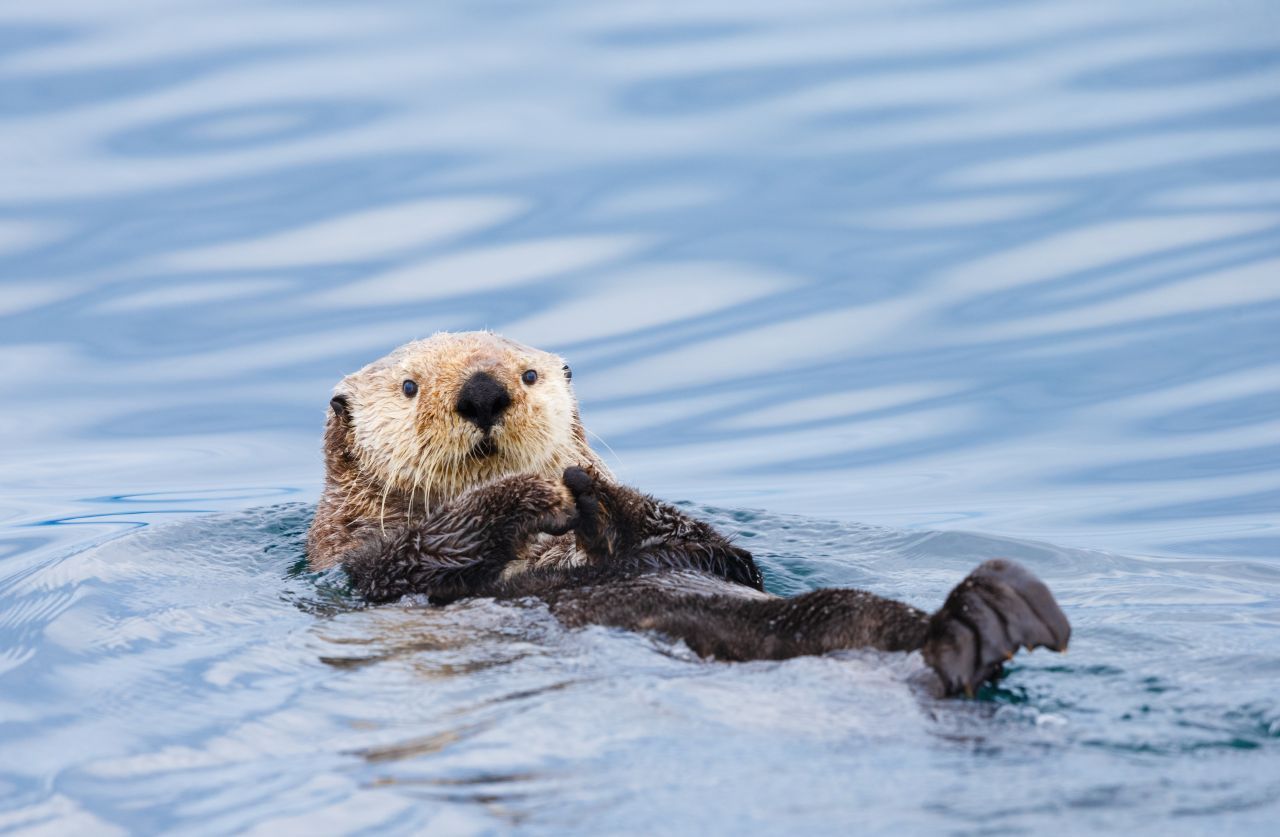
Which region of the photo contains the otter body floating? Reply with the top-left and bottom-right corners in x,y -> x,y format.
309,331 -> 1069,697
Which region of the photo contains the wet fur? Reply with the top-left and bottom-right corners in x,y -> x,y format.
344,468 -> 1070,696
313,332 -> 1071,697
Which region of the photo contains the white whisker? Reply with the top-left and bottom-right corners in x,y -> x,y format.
378,480 -> 392,537
587,427 -> 624,475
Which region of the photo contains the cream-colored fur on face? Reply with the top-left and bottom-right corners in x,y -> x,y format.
307,331 -> 608,569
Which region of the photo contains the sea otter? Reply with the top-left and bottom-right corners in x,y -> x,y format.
308,331 -> 1070,696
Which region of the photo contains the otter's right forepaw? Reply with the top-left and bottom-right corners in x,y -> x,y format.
922,559 -> 1070,697
457,472 -> 575,545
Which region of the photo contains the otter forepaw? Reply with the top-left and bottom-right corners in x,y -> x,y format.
561,465 -> 606,546
922,559 -> 1070,697
534,482 -> 579,537
562,464 -> 637,559
456,472 -> 575,546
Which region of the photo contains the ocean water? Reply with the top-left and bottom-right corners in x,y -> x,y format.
1,0 -> 1279,833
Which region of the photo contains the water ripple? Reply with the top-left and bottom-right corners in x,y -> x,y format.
2,0 -> 1279,831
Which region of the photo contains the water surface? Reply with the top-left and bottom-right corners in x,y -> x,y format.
1,0 -> 1279,833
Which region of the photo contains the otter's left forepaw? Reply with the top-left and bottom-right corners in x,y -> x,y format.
922,559 -> 1070,697
563,465 -> 637,563
561,465 -> 605,543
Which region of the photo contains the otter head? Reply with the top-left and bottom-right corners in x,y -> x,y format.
324,331 -> 605,512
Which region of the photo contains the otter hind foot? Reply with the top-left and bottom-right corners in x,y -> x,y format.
922,559 -> 1071,697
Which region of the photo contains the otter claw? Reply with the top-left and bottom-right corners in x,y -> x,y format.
922,559 -> 1071,697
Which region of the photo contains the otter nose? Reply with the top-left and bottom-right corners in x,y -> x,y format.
455,371 -> 511,432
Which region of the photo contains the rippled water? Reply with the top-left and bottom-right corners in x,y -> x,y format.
2,0 -> 1279,832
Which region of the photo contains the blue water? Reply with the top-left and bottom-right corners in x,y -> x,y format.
2,0 -> 1279,832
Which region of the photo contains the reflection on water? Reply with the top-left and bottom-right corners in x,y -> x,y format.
1,0 -> 1278,832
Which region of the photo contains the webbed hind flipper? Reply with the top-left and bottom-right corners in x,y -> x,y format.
921,559 -> 1071,696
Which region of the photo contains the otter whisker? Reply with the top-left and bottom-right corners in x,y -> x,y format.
419,460 -> 429,519
378,480 -> 392,537
441,448 -> 456,509
425,451 -> 440,518
586,428 -> 624,476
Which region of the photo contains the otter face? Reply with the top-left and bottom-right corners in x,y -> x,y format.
330,331 -> 585,506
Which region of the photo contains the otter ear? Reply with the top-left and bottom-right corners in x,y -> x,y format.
330,394 -> 351,422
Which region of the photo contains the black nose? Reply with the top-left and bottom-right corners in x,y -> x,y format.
455,371 -> 511,432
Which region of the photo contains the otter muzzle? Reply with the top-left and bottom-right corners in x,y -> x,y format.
455,371 -> 511,433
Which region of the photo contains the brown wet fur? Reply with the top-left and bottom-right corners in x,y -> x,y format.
312,332 -> 1071,697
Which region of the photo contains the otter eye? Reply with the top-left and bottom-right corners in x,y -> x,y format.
402,379 -> 418,398
521,369 -> 538,386
562,364 -> 572,381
